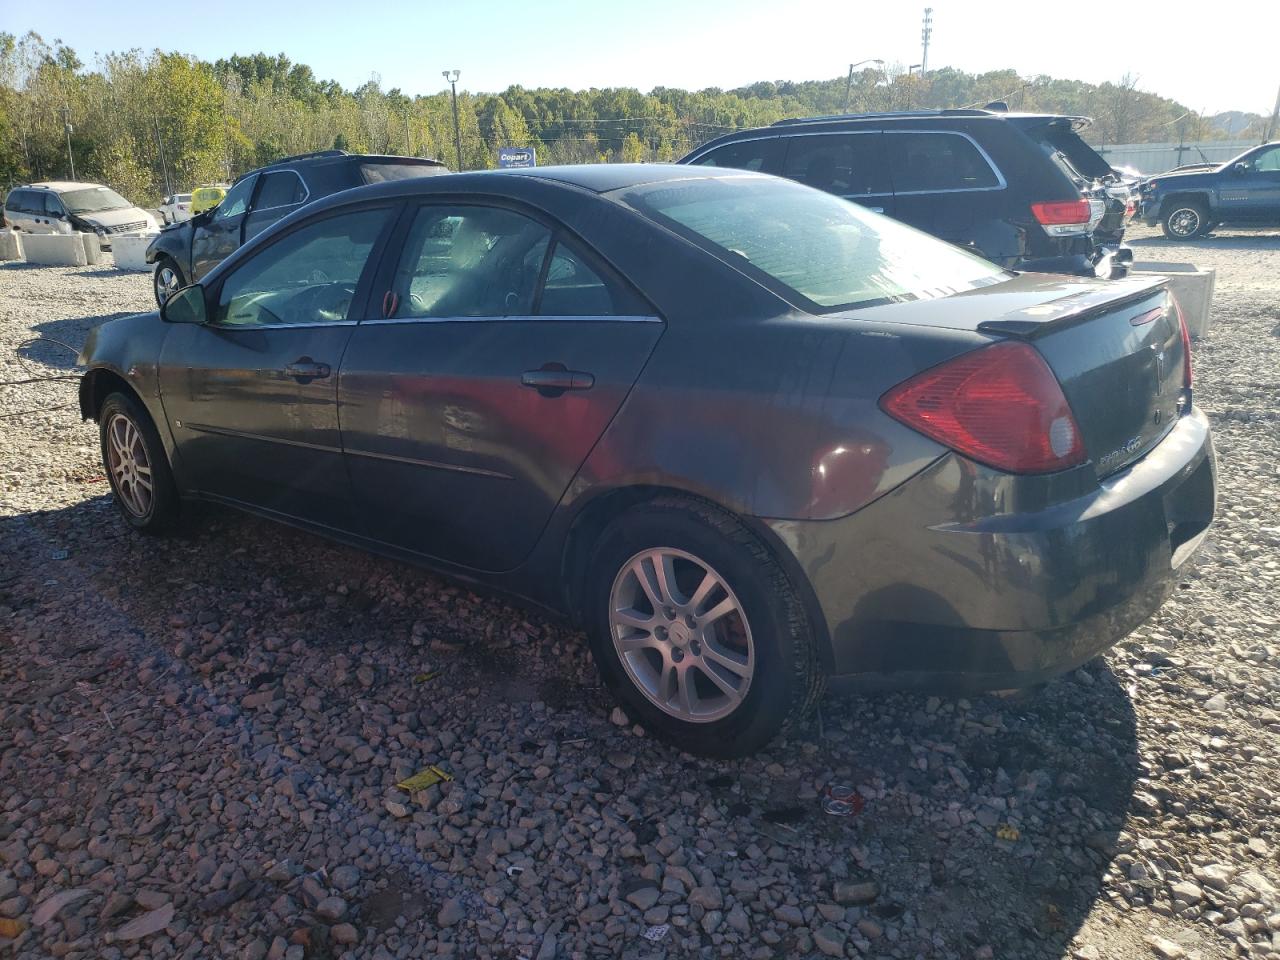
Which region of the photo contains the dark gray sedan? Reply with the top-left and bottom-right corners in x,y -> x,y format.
79,165 -> 1215,756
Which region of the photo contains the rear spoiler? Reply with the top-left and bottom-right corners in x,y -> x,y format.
977,276 -> 1168,338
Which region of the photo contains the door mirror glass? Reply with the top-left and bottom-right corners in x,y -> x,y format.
1233,162 -> 1249,174
161,284 -> 208,324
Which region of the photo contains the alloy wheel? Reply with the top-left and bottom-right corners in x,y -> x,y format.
105,412 -> 154,518
155,266 -> 179,304
609,547 -> 754,723
1169,208 -> 1201,238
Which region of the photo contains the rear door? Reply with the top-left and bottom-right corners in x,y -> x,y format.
244,170 -> 310,242
884,130 -> 1005,243
780,131 -> 894,214
338,201 -> 664,571
159,204 -> 394,528
191,173 -> 258,280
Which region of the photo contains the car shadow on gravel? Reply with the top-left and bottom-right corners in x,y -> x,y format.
18,313 -> 137,370
2,491 -> 1142,958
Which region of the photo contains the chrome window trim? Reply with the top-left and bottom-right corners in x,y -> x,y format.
358,314 -> 662,327
686,127 -> 1007,196
205,319 -> 360,331
251,169 -> 311,214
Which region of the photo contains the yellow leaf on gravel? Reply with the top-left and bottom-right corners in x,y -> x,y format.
0,917 -> 25,937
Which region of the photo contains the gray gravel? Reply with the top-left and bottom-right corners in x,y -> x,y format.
1,229 -> 1278,960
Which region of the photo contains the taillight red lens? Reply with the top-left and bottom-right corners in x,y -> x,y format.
880,341 -> 1087,474
1030,199 -> 1092,225
1172,293 -> 1192,389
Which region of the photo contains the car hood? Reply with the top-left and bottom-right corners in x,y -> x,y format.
1148,169 -> 1218,187
74,207 -> 153,228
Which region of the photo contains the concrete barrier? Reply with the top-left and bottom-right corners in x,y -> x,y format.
111,234 -> 156,272
1130,261 -> 1216,340
20,233 -> 88,267
80,232 -> 103,265
0,231 -> 22,261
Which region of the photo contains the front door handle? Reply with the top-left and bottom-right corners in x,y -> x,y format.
284,357 -> 331,382
521,366 -> 594,397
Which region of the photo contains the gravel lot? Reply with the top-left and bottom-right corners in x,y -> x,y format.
1,226 -> 1278,960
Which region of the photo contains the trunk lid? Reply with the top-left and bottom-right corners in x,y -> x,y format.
843,274 -> 1189,478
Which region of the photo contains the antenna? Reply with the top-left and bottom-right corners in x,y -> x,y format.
921,8 -> 933,77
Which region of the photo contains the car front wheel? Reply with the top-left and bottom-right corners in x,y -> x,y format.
1161,201 -> 1209,239
585,497 -> 823,757
98,392 -> 180,534
153,257 -> 184,307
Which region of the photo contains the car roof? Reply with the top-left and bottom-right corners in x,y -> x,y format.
26,181 -> 110,192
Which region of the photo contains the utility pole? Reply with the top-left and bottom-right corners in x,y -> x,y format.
153,115 -> 173,198
1266,81 -> 1280,142
921,8 -> 933,77
442,69 -> 462,170
62,107 -> 75,180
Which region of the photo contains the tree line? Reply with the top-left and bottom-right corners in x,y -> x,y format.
0,31 -> 1268,205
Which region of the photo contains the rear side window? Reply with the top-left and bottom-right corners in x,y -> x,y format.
255,171 -> 307,209
4,190 -> 27,212
782,133 -> 891,196
688,139 -> 784,174
884,132 -> 1001,193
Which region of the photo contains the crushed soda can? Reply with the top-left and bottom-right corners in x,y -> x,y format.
822,784 -> 865,817
642,924 -> 670,942
396,764 -> 453,792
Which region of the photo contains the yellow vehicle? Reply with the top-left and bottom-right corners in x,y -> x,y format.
190,184 -> 228,215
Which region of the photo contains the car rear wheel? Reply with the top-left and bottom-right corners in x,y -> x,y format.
153,257 -> 184,307
99,392 -> 180,534
585,497 -> 823,757
1162,201 -> 1209,240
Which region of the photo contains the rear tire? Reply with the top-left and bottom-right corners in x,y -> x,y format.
153,256 -> 184,308
98,392 -> 180,535
1161,201 -> 1209,240
584,497 -> 823,757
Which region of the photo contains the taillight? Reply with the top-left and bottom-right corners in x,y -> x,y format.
1172,294 -> 1192,390
1030,199 -> 1102,237
880,341 -> 1087,474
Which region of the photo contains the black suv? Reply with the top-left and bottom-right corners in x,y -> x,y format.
679,108 -> 1131,278
147,151 -> 448,305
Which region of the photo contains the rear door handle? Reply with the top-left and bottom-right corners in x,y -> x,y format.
521,368 -> 594,396
284,358 -> 331,382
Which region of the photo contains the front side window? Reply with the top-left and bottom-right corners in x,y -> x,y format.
884,132 -> 1001,193
782,133 -> 891,197
214,208 -> 387,327
214,176 -> 256,221
389,206 -> 552,318
1252,147 -> 1280,173
619,174 -> 1006,311
255,171 -> 307,209
690,139 -> 784,174
44,194 -> 66,216
59,186 -> 131,214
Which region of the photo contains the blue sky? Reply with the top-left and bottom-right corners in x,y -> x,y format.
4,0 -> 1276,115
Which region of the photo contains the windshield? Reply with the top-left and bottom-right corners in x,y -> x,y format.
618,174 -> 1007,311
59,186 -> 133,214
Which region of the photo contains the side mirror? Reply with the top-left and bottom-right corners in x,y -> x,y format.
161,284 -> 208,324
1233,162 -> 1250,174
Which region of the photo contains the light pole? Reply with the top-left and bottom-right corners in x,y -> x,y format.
843,59 -> 885,113
62,107 -> 76,180
442,69 -> 462,170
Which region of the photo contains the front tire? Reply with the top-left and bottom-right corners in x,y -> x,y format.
98,392 -> 180,534
153,256 -> 184,308
584,497 -> 823,757
1161,201 -> 1209,240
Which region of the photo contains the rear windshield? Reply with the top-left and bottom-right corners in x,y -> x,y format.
60,186 -> 133,214
360,163 -> 448,184
618,174 -> 1006,311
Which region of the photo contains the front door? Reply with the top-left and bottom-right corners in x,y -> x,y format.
190,173 -> 258,281
339,202 -> 664,571
159,205 -> 394,529
1222,145 -> 1280,222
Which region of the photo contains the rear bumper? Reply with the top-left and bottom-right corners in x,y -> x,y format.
767,409 -> 1215,693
